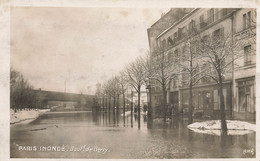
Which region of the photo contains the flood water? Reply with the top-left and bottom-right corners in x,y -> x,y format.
10,109 -> 256,159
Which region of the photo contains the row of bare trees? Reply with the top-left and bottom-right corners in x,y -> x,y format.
95,54 -> 152,128
95,32 -> 242,131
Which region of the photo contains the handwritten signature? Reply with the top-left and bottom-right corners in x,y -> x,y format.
243,148 -> 254,155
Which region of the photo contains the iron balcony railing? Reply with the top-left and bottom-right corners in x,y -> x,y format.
162,8 -> 235,52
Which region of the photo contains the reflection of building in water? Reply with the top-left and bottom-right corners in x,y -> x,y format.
148,8 -> 256,121
34,88 -> 94,109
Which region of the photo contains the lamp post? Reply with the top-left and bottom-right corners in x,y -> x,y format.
146,78 -> 153,129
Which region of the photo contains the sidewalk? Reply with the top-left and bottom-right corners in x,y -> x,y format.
10,109 -> 50,125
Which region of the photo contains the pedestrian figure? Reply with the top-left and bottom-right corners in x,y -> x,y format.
134,105 -> 137,114
143,104 -> 147,113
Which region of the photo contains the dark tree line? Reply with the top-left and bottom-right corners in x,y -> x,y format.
10,68 -> 37,111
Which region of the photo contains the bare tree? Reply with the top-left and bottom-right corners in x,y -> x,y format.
125,56 -> 146,129
118,71 -> 128,126
95,82 -> 102,107
102,78 -> 118,125
103,81 -> 113,123
199,32 -> 242,132
140,51 -> 154,127
151,44 -> 177,122
178,34 -> 207,124
114,76 -> 121,126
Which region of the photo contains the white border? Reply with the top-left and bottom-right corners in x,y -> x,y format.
1,0 -> 259,161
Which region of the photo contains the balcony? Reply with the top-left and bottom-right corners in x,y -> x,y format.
244,61 -> 252,66
161,9 -> 235,53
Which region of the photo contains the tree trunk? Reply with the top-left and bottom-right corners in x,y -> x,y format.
116,94 -> 120,126
100,97 -> 102,122
113,97 -> 116,125
219,78 -> 228,132
131,91 -> 133,128
108,97 -> 111,123
189,50 -> 194,124
123,92 -> 126,127
147,87 -> 153,129
102,96 -> 105,124
137,85 -> 141,129
162,87 -> 167,122
105,96 -> 108,124
188,82 -> 193,124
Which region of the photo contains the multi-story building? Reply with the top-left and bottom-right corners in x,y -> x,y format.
147,8 -> 256,121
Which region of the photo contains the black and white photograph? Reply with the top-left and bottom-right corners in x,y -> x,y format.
1,2 -> 258,160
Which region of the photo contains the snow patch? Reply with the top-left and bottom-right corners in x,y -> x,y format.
120,111 -> 147,116
121,111 -> 131,116
10,109 -> 50,125
187,120 -> 255,136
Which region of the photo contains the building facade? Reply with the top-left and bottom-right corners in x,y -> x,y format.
147,8 -> 256,121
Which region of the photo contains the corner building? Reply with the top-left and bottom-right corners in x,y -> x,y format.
147,8 -> 256,121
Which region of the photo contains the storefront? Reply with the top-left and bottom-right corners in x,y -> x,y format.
179,82 -> 232,119
233,76 -> 255,121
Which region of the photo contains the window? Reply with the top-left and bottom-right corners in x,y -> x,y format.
178,28 -> 183,40
215,8 -> 219,20
238,79 -> 255,113
201,35 -> 209,43
244,45 -> 252,65
182,26 -> 187,37
205,92 -> 212,109
223,8 -> 227,16
214,29 -> 220,36
174,49 -> 179,63
208,9 -> 214,24
174,32 -> 178,41
172,76 -> 177,88
200,14 -> 207,29
243,11 -> 252,30
198,91 -> 212,109
223,89 -> 227,110
213,90 -> 219,110
201,63 -> 211,83
243,14 -> 247,30
167,37 -> 174,49
247,11 -> 251,28
191,66 -> 199,83
188,20 -> 196,35
212,27 -> 224,40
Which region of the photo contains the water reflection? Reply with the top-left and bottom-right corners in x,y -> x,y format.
10,110 -> 255,159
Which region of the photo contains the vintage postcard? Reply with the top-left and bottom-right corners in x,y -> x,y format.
0,0 -> 259,160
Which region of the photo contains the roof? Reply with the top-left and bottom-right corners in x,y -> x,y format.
150,9 -> 172,28
156,8 -> 198,39
34,89 -> 95,102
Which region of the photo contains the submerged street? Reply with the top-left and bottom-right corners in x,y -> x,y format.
10,110 -> 255,159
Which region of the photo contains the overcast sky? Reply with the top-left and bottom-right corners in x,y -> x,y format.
11,7 -> 169,94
